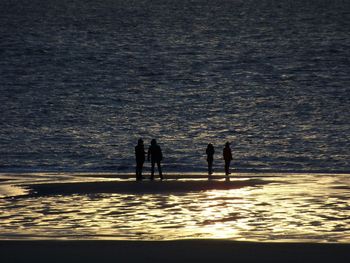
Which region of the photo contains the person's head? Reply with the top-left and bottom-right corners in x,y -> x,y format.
225,141 -> 230,147
138,138 -> 144,145
151,139 -> 157,145
207,143 -> 213,149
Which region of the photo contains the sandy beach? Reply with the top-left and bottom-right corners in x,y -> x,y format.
25,178 -> 269,196
1,172 -> 349,243
1,240 -> 349,263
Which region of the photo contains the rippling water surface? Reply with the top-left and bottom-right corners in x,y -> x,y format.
1,0 -> 350,173
0,173 -> 349,242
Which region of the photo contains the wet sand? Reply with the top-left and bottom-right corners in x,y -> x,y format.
25,179 -> 269,196
1,240 -> 349,263
2,173 -> 349,243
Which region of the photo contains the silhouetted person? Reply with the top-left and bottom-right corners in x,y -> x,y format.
147,139 -> 163,180
206,143 -> 215,176
135,138 -> 146,181
223,142 -> 233,176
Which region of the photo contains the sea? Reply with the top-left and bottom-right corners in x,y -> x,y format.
0,0 -> 349,242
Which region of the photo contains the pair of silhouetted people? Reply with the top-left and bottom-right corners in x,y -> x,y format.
135,138 -> 163,181
206,142 -> 233,176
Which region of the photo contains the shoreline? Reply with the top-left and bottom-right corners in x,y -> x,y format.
1,171 -> 348,198
1,239 -> 349,263
1,170 -> 350,177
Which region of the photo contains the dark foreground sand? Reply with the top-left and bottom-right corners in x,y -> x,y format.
25,179 -> 270,196
1,240 -> 349,263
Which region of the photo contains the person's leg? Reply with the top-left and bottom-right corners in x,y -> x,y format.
225,160 -> 231,175
139,161 -> 144,179
137,162 -> 144,180
225,161 -> 229,175
150,161 -> 155,180
157,161 -> 163,179
208,160 -> 213,175
136,162 -> 141,180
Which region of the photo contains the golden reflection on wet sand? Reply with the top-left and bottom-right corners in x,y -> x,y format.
0,173 -> 349,242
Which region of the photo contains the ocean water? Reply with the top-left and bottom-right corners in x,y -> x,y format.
0,0 -> 349,173
0,172 -> 349,242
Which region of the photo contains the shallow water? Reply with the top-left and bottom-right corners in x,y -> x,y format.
0,172 -> 349,242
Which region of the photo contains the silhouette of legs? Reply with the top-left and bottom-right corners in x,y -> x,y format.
224,160 -> 231,175
157,161 -> 163,179
136,161 -> 144,181
151,161 -> 163,180
150,161 -> 155,180
207,159 -> 213,175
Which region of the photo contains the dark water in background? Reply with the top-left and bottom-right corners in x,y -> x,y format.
0,0 -> 349,173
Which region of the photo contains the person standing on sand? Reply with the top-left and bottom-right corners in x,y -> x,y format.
147,139 -> 163,180
206,143 -> 215,176
223,142 -> 233,176
135,138 -> 146,181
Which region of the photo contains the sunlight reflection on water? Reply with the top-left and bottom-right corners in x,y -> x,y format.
0,173 -> 349,242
